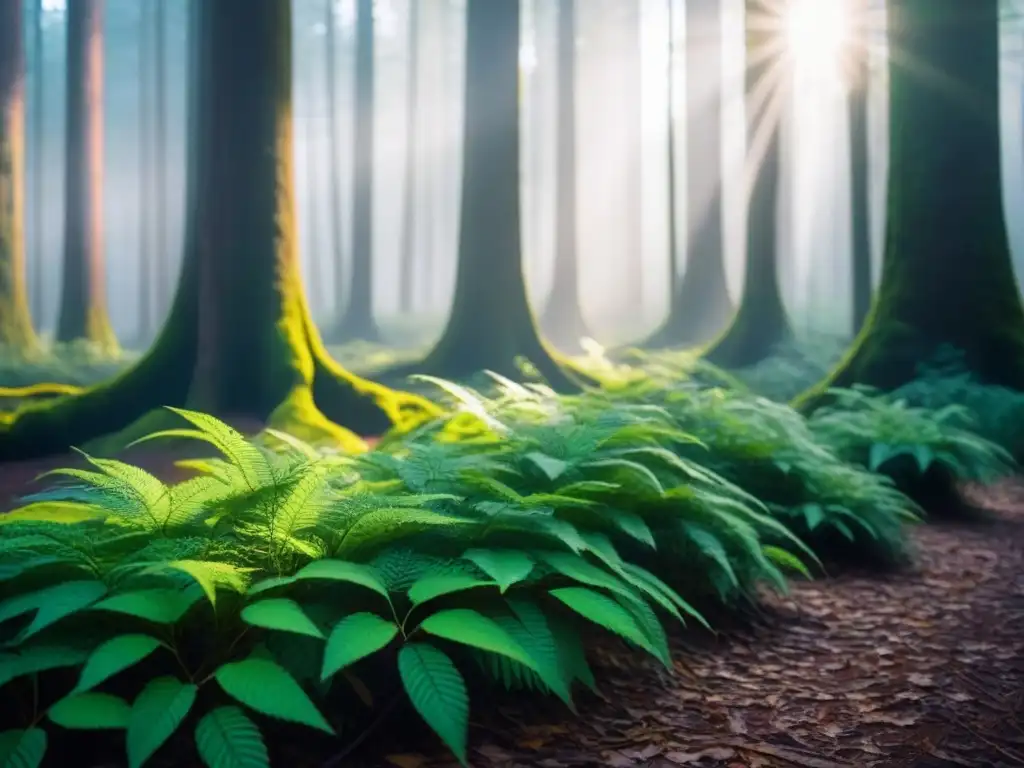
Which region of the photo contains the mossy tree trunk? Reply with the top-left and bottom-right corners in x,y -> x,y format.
644,0 -> 732,349
702,0 -> 791,368
539,0 -> 590,355
796,0 -> 1024,406
55,0 -> 118,353
379,0 -> 576,389
0,0 -> 436,461
332,0 -> 379,342
848,0 -> 872,334
0,0 -> 42,355
325,0 -> 346,328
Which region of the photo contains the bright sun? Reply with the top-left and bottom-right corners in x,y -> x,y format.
783,0 -> 851,81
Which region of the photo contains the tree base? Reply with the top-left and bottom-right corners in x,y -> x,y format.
540,302 -> 592,357
639,299 -> 733,351
792,321 -> 1024,413
701,304 -> 791,370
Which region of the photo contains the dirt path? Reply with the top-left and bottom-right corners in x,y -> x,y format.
368,481 -> 1024,768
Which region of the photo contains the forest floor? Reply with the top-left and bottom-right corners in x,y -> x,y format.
2,455 -> 1022,768
350,480 -> 1024,768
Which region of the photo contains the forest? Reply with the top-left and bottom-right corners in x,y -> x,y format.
0,0 -> 1023,766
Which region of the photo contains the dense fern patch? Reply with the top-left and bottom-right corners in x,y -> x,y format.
0,354 -> 1009,766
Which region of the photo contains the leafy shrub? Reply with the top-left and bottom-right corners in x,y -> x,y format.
0,406 -> 752,767
807,385 -> 1016,493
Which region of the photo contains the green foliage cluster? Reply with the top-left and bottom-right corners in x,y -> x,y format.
0,349 -> 1015,767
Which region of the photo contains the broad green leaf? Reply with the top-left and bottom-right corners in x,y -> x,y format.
0,581 -> 107,640
407,574 -> 495,606
418,609 -> 538,672
49,693 -> 131,730
246,575 -> 296,596
909,444 -> 934,474
194,706 -> 270,768
74,635 -> 162,694
503,599 -> 572,707
801,503 -> 825,531
0,729 -> 46,768
0,645 -> 90,688
868,443 -> 894,472
241,599 -> 323,639
164,561 -> 250,606
214,658 -> 333,734
92,588 -> 202,624
293,560 -> 390,601
537,552 -> 639,602
549,587 -> 655,655
603,509 -> 656,548
462,549 -> 534,593
127,677 -> 198,768
321,613 -> 399,681
398,644 -> 469,765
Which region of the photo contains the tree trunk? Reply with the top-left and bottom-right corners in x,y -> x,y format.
398,0 -> 420,315
154,0 -> 170,320
848,0 -> 872,334
0,0 -> 42,354
325,0 -> 345,325
55,0 -> 118,353
539,0 -> 589,354
137,0 -> 153,344
796,0 -> 1024,405
0,0 -> 437,461
333,0 -> 379,341
304,51 -> 323,318
621,0 -> 643,313
30,0 -> 45,330
380,0 -> 576,388
702,0 -> 791,369
644,0 -> 732,349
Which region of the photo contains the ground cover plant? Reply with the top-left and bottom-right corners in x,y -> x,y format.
0,401 -> 817,768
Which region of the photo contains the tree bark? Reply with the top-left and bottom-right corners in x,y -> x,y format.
0,0 -> 437,461
796,0 -> 1024,406
55,0 -> 118,352
325,0 -> 345,325
380,0 -> 576,388
333,0 -> 379,341
644,0 -> 732,349
848,0 -> 872,334
539,0 -> 590,354
398,0 -> 420,315
702,0 -> 791,368
0,0 -> 42,354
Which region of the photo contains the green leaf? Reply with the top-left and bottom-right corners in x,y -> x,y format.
418,609 -> 539,672
246,575 -> 296,596
0,645 -> 90,688
868,442 -> 894,471
407,574 -> 496,606
49,693 -> 131,730
74,635 -> 162,694
0,581 -> 107,640
194,706 -> 270,768
127,677 -> 198,768
762,546 -> 812,579
537,551 -> 640,602
0,729 -> 46,768
682,524 -> 739,590
214,657 -> 333,734
909,444 -> 934,474
463,549 -> 534,593
524,452 -> 570,481
603,509 -> 656,549
801,503 -> 825,531
241,599 -> 323,639
503,599 -> 573,707
92,588 -> 202,624
549,587 -> 655,655
292,559 -> 391,601
162,560 -> 250,607
398,644 -> 469,765
321,613 -> 399,681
